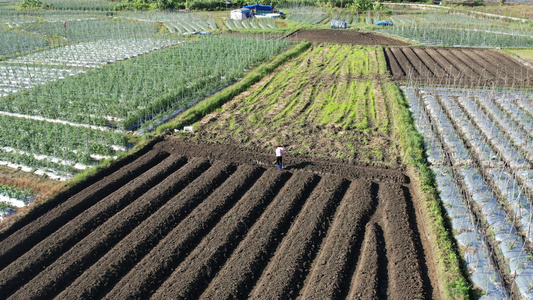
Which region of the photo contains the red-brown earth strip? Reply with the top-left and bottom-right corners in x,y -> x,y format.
348,222 -> 387,299
449,48 -> 497,83
7,158 -> 215,300
0,149 -> 169,271
424,48 -> 463,82
199,172 -> 320,299
390,47 -> 420,77
0,154 -> 187,297
411,48 -> 448,79
435,48 -> 479,82
459,49 -> 500,79
299,180 -> 378,299
248,175 -> 349,299
380,182 -> 427,299
147,166 -> 292,299
384,48 -> 405,79
482,50 -> 533,85
58,163 -> 264,299
401,48 -> 434,78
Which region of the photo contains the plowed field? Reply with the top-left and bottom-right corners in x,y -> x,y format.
0,139 -> 432,299
287,29 -> 411,46
384,47 -> 533,87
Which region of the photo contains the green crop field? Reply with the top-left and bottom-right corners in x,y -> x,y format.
190,45 -> 396,165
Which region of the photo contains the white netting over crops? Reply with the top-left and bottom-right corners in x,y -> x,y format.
404,85 -> 533,299
8,38 -> 182,67
0,65 -> 85,97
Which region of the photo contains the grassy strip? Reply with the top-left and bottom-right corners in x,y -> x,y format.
385,82 -> 472,300
155,41 -> 311,134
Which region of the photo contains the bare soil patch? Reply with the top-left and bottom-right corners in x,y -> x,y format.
385,47 -> 533,87
287,29 -> 412,46
0,138 -> 433,299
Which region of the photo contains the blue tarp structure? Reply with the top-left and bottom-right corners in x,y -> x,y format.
375,20 -> 393,26
243,4 -> 273,14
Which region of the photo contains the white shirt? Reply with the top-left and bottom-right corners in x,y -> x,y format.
275,147 -> 286,157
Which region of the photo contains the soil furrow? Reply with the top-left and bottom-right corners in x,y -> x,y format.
459,49 -> 500,79
390,47 -> 419,77
107,169 -> 300,300
57,161 -> 249,300
7,158 -> 213,300
249,175 -> 349,299
299,180 -> 378,299
483,50 -> 528,72
380,183 -> 427,300
0,154 -> 187,297
348,222 -> 387,300
149,166 -> 287,299
412,48 -> 448,78
0,150 -> 169,270
199,172 -> 319,299
436,48 -> 478,82
401,48 -> 434,78
449,48 -> 495,83
424,48 -> 462,81
384,48 -> 405,78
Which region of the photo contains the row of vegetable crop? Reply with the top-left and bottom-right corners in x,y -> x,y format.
8,38 -> 181,68
224,18 -> 276,30
0,27 -> 48,56
26,18 -> 159,41
122,11 -> 217,33
1,36 -> 293,132
0,65 -> 85,97
0,113 -> 128,165
383,8 -> 533,47
404,86 -> 533,299
283,5 -> 328,24
0,184 -> 33,202
379,24 -> 533,48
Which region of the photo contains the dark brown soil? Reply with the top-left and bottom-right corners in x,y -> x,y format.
0,138 -> 433,300
385,47 -> 533,88
287,29 -> 412,46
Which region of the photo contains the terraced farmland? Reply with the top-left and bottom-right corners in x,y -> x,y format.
0,139 -> 431,299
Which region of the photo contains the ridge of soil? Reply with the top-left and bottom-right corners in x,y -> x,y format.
0,138 -> 434,299
385,47 -> 533,88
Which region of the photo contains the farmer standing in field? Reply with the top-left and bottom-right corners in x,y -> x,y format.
275,145 -> 287,169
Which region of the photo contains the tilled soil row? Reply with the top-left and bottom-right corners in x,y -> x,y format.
57,161 -> 253,299
1,139 -> 432,299
0,154 -> 187,297
0,150 -> 169,270
104,167 -> 289,300
249,175 -> 349,299
7,158 -> 214,300
385,47 -> 533,87
300,180 -> 378,299
0,137 -> 164,241
378,183 -> 428,299
199,172 -> 319,299
149,166 -> 286,299
348,222 -> 386,299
